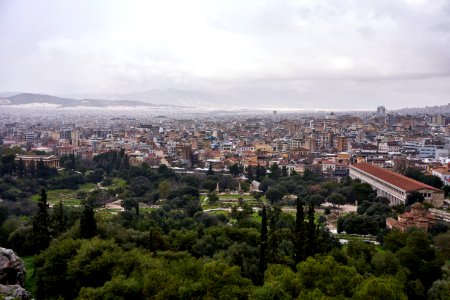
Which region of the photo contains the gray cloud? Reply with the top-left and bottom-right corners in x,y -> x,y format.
0,0 -> 449,110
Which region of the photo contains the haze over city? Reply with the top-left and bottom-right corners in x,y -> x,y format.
1,0 -> 450,110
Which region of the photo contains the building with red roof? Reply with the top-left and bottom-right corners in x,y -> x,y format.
386,202 -> 436,232
350,162 -> 444,207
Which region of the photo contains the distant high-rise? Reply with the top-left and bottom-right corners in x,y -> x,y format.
272,110 -> 278,121
71,130 -> 80,146
431,115 -> 445,126
377,106 -> 386,115
25,132 -> 35,143
326,112 -> 336,120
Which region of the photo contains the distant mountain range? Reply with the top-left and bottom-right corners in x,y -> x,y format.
0,93 -> 186,108
393,103 -> 450,115
63,88 -> 229,108
2,91 -> 449,113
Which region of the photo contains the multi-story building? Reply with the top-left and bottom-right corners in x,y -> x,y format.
377,106 -> 386,115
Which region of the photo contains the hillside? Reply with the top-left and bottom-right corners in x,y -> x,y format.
0,93 -> 185,108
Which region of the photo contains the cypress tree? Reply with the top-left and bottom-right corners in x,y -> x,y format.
80,205 -> 97,239
268,206 -> 281,263
306,202 -> 317,256
281,165 -> 288,177
206,163 -> 214,175
259,205 -> 268,283
121,155 -> 130,170
71,153 -> 76,171
33,188 -> 51,251
247,165 -> 254,181
294,197 -> 305,263
52,200 -> 67,235
255,164 -> 261,181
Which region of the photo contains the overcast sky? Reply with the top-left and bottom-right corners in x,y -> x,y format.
1,0 -> 450,109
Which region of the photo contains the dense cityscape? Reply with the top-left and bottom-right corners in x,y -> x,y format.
0,102 -> 450,299
2,0 -> 450,299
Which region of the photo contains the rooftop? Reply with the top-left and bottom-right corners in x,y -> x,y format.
351,162 -> 442,192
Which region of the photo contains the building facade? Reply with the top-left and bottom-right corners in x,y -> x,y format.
15,155 -> 60,169
349,162 -> 444,207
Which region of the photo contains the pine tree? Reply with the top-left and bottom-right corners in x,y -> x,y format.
80,205 -> 97,239
33,188 -> 51,251
259,205 -> 268,283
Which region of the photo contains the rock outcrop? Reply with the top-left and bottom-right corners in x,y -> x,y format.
0,284 -> 31,300
0,247 -> 25,286
0,247 -> 31,299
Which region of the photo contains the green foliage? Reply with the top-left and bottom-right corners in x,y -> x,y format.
266,188 -> 285,204
371,251 -> 401,276
405,167 -> 443,189
35,238 -> 83,299
327,192 -> 346,207
428,279 -> 450,300
229,163 -> 243,177
297,255 -> 362,298
433,231 -> 450,258
406,191 -> 425,206
337,213 -> 379,235
33,188 -> 51,252
207,193 -> 219,203
353,276 -> 407,300
269,163 -> 281,179
1,156 -> 448,299
80,205 -> 97,239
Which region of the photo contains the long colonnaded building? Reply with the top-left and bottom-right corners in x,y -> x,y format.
349,162 -> 444,207
15,155 -> 60,169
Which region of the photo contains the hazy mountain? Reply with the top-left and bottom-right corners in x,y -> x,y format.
0,93 -> 184,108
393,103 -> 450,115
63,89 -> 230,108
0,92 -> 21,97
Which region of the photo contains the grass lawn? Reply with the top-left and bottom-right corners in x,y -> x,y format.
23,256 -> 36,297
95,209 -> 119,220
335,233 -> 378,242
140,207 -> 157,213
32,179 -> 126,206
78,182 -> 97,192
32,189 -> 81,206
206,210 -> 229,216
251,211 -> 262,222
218,194 -> 255,200
202,204 -> 223,210
106,178 -> 127,189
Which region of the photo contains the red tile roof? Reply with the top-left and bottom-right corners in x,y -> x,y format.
351,162 -> 442,192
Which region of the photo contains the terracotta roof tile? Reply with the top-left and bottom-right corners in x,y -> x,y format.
351,162 -> 442,192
